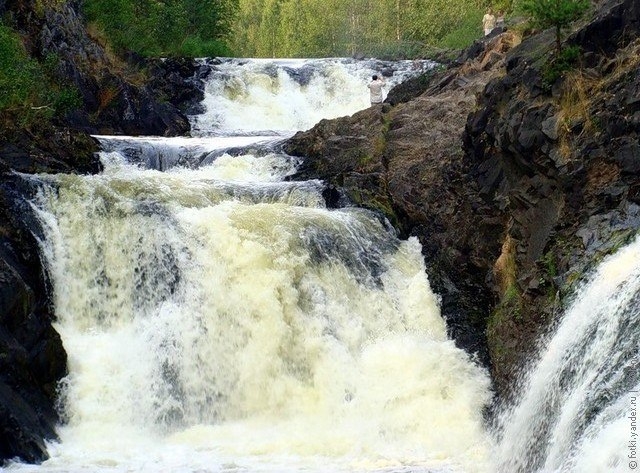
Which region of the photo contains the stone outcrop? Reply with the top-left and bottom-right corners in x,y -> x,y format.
0,175 -> 67,463
2,0 -> 190,136
286,0 -> 640,394
465,0 -> 640,390
285,32 -> 519,369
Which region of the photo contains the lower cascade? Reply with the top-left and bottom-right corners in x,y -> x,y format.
6,57 -> 639,473
10,58 -> 492,473
22,145 -> 491,473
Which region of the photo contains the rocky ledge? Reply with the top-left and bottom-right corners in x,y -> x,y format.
285,0 -> 640,395
285,31 -> 516,370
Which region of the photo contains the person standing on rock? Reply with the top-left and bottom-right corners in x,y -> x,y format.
482,8 -> 496,36
368,75 -> 385,106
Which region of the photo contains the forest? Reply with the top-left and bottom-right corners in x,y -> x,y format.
82,0 -> 238,57
83,0 -> 497,58
230,0 -> 494,58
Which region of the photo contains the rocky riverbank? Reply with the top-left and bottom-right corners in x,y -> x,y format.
285,0 -> 640,395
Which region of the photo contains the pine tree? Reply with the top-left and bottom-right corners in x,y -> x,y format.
522,0 -> 590,54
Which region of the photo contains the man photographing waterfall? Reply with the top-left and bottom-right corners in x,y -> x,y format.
368,75 -> 385,105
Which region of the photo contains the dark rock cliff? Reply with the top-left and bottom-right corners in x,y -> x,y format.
465,0 -> 640,390
0,175 -> 66,463
285,0 -> 640,395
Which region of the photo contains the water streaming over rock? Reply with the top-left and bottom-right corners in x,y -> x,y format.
8,55 -> 639,473
7,59 -> 493,473
494,237 -> 640,473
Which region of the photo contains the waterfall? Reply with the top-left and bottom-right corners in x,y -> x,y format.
8,54 -> 637,473
190,58 -> 435,137
8,58 -> 492,473
494,237 -> 640,472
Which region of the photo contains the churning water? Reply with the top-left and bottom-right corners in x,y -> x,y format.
189,58 -> 433,137
9,59 -> 494,473
9,57 -> 638,473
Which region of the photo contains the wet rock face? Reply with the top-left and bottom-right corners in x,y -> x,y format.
4,0 -> 190,136
0,120 -> 99,466
145,58 -> 208,116
0,124 -> 101,174
0,177 -> 67,464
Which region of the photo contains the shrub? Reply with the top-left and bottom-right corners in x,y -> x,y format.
0,23 -> 40,110
178,37 -> 232,58
542,44 -> 581,85
521,0 -> 590,54
0,22 -> 82,124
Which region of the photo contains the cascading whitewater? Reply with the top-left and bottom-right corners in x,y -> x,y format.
190,58 -> 434,136
11,54 -> 638,473
10,58 -> 492,473
26,152 -> 492,473
494,237 -> 640,473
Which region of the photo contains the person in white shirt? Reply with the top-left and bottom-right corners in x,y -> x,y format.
482,9 -> 496,36
368,75 -> 385,105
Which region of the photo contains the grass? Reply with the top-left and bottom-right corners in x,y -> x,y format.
556,39 -> 640,159
494,234 -> 517,295
488,234 -> 523,344
440,7 -> 485,50
556,68 -> 597,158
0,22 -> 81,126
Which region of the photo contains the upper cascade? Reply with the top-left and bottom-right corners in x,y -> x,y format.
190,57 -> 435,137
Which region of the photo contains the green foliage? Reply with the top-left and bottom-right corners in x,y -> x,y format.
542,44 -> 580,85
49,87 -> 83,114
492,0 -> 513,14
0,24 -> 39,110
364,41 -> 450,60
440,6 -> 484,50
521,0 -> 590,53
178,37 -> 233,58
82,0 -> 237,57
0,23 -> 81,124
231,0 -> 490,58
